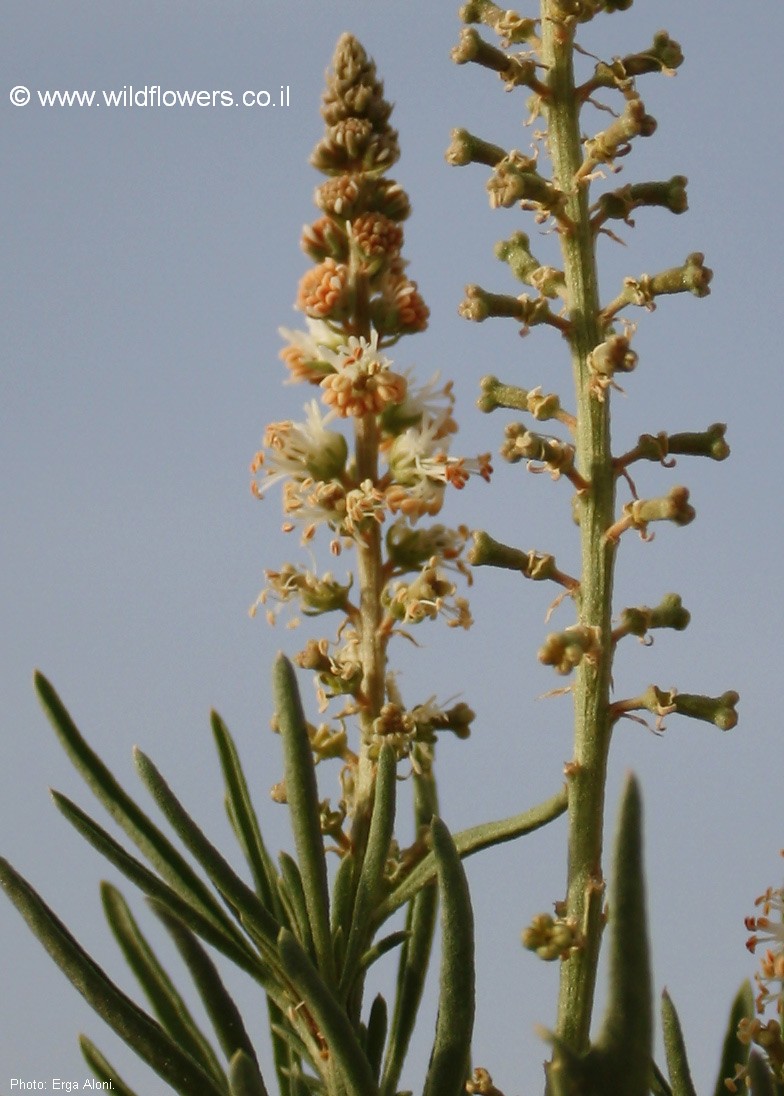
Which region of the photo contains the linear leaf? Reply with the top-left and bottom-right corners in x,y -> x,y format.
134,748 -> 282,954
51,791 -> 264,981
365,994 -> 388,1083
79,1035 -> 141,1096
340,744 -> 397,996
150,898 -> 261,1070
712,982 -> 754,1096
379,887 -> 436,1096
278,928 -> 378,1096
422,817 -> 475,1096
359,929 -> 409,973
211,710 -> 281,915
590,774 -> 652,1095
0,858 -> 224,1096
229,1049 -> 271,1096
661,989 -> 697,1096
35,673 -> 242,947
274,655 -> 334,982
101,882 -> 226,1086
376,785 -> 567,924
278,852 -> 316,958
380,760 -> 439,1096
651,1061 -> 674,1096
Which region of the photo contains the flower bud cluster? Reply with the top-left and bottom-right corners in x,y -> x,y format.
522,911 -> 582,960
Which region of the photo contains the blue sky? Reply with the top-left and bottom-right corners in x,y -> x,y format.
3,2 -> 783,1091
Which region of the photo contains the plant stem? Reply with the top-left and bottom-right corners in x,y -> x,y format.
350,264 -> 388,848
353,410 -> 387,821
541,3 -> 617,1054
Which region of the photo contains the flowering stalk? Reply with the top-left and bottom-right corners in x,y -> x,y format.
451,0 -> 736,1083
250,35 -> 493,871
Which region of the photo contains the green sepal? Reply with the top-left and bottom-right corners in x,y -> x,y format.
150,898 -> 261,1072
51,790 -> 263,981
35,673 -> 250,956
211,709 -> 281,917
228,1049 -> 271,1096
101,882 -> 225,1086
712,981 -> 754,1096
376,785 -> 567,924
661,989 -> 697,1096
274,654 -> 335,982
133,748 -> 282,957
277,927 -> 379,1096
79,1035 -> 140,1096
0,858 -> 224,1096
422,816 -> 475,1096
340,744 -> 397,996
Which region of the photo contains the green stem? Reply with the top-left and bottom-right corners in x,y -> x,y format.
541,3 -> 616,1055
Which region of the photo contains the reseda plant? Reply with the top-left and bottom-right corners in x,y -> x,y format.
0,30 -> 567,1096
0,5 -> 768,1096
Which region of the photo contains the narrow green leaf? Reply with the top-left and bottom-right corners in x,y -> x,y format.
51,791 -> 264,982
365,994 -> 388,1082
211,710 -> 281,916
375,785 -> 567,924
35,673 -> 242,949
380,763 -> 439,1096
134,748 -> 282,954
651,1061 -> 674,1096
712,982 -> 754,1096
359,929 -> 409,973
0,858 -> 224,1096
79,1035 -> 141,1096
340,745 -> 397,995
278,852 -> 316,958
590,774 -> 652,1095
274,655 -> 334,982
270,1020 -> 313,1068
278,928 -> 379,1096
379,886 -> 437,1096
229,1049 -> 271,1096
101,882 -> 225,1086
422,817 -> 475,1096
150,898 -> 261,1071
330,851 -> 356,975
268,997 -> 303,1096
288,1067 -> 322,1096
661,989 -> 697,1096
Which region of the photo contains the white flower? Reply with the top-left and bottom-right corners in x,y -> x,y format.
251,401 -> 347,498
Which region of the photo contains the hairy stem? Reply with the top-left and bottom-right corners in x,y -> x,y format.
541,3 -> 616,1054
